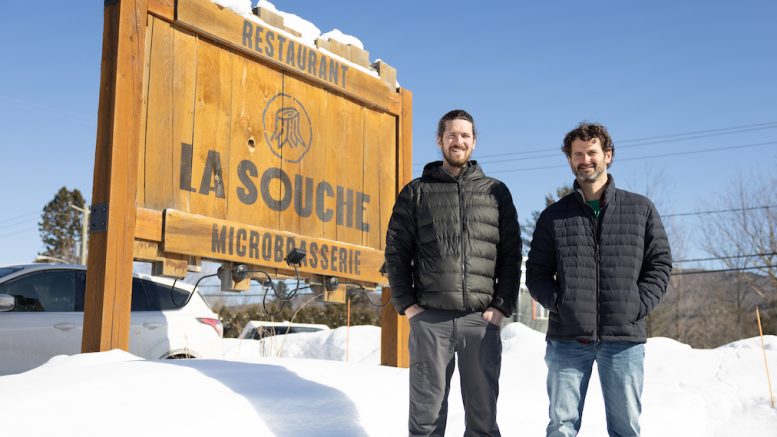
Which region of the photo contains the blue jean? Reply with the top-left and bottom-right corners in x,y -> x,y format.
545,340 -> 645,437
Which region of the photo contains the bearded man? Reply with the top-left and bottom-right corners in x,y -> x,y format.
527,122 -> 672,437
385,109 -> 522,436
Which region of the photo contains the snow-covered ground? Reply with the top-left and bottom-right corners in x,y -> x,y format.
1,323 -> 775,436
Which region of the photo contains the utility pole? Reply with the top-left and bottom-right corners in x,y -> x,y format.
70,204 -> 89,265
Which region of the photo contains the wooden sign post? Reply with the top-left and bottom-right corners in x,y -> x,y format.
84,0 -> 412,367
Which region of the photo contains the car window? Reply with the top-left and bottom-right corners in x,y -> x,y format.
136,279 -> 191,311
249,326 -> 290,339
289,327 -> 322,334
75,270 -> 86,311
131,278 -> 153,311
0,270 -> 77,312
0,267 -> 22,280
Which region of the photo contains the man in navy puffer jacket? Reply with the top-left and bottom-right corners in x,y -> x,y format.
527,122 -> 672,437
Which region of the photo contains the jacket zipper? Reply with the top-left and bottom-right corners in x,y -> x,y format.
578,192 -> 601,342
592,212 -> 600,342
459,180 -> 468,308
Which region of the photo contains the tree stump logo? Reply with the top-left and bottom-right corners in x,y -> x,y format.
262,93 -> 312,163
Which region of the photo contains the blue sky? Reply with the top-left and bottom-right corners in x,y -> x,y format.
0,0 -> 775,267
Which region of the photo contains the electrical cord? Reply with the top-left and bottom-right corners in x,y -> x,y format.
172,272 -> 219,308
272,291 -> 326,357
340,281 -> 391,308
241,266 -> 312,317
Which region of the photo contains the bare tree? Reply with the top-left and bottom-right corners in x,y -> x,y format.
698,169 -> 777,334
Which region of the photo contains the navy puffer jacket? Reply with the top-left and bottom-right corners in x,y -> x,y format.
385,161 -> 522,317
526,176 -> 672,342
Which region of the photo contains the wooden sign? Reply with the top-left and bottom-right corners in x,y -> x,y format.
133,0 -> 410,286
163,209 -> 385,284
86,0 -> 413,368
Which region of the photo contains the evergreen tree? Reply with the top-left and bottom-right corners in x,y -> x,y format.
38,187 -> 86,264
521,185 -> 573,255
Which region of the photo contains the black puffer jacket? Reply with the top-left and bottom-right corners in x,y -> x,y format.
526,176 -> 672,342
385,161 -> 522,317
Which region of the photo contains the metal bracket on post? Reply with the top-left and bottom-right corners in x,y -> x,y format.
89,203 -> 108,233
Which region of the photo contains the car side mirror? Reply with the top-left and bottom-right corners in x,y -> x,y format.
0,294 -> 15,312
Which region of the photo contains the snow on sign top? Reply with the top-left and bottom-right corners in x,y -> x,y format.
212,0 -> 390,84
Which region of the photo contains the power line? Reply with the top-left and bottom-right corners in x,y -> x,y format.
0,227 -> 38,240
477,125 -> 777,166
674,265 -> 776,275
0,210 -> 41,226
486,140 -> 777,174
415,120 -> 777,166
617,121 -> 777,143
0,94 -> 96,127
0,209 -> 84,230
0,217 -> 40,230
0,221 -> 39,232
664,204 -> 777,218
615,140 -> 777,162
674,252 -> 777,264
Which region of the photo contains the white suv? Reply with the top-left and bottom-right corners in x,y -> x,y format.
0,264 -> 223,375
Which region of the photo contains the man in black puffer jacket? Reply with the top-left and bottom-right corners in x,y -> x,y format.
385,109 -> 521,437
527,122 -> 672,437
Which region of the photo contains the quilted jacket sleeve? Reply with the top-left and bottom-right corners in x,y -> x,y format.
636,201 -> 673,319
490,184 -> 522,317
526,210 -> 561,312
384,184 -> 418,315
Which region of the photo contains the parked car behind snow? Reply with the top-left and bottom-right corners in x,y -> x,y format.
239,320 -> 330,340
0,264 -> 223,375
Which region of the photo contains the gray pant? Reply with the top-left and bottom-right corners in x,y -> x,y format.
408,309 -> 502,437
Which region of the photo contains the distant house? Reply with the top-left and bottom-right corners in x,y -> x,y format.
508,257 -> 548,333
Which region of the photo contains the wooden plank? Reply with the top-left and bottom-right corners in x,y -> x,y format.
330,97 -> 364,244
225,52 -> 282,227
277,92 -> 302,239
171,26 -> 198,212
321,92 -> 343,242
148,0 -> 174,21
293,79 -> 326,241
143,17 -> 175,209
378,112 -> 397,252
133,239 -> 159,261
380,287 -> 409,367
83,0 -> 148,354
134,207 -> 163,241
335,97 -> 364,246
175,0 -> 401,115
278,75 -> 325,241
163,209 -> 386,284
362,108 -> 382,250
152,253 -> 188,278
189,37 -> 233,219
398,88 -> 413,187
136,14 -> 154,206
323,281 -> 347,303
380,88 -> 412,368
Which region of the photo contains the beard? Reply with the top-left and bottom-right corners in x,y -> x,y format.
443,148 -> 471,168
573,163 -> 605,183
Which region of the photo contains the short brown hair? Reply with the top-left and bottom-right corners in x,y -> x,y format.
562,122 -> 614,164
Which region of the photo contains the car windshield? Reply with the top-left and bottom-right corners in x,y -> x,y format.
0,267 -> 22,280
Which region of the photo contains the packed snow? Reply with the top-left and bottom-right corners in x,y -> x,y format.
214,0 -> 362,50
1,323 -> 775,436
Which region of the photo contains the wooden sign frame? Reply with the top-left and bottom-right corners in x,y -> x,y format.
84,0 -> 412,367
